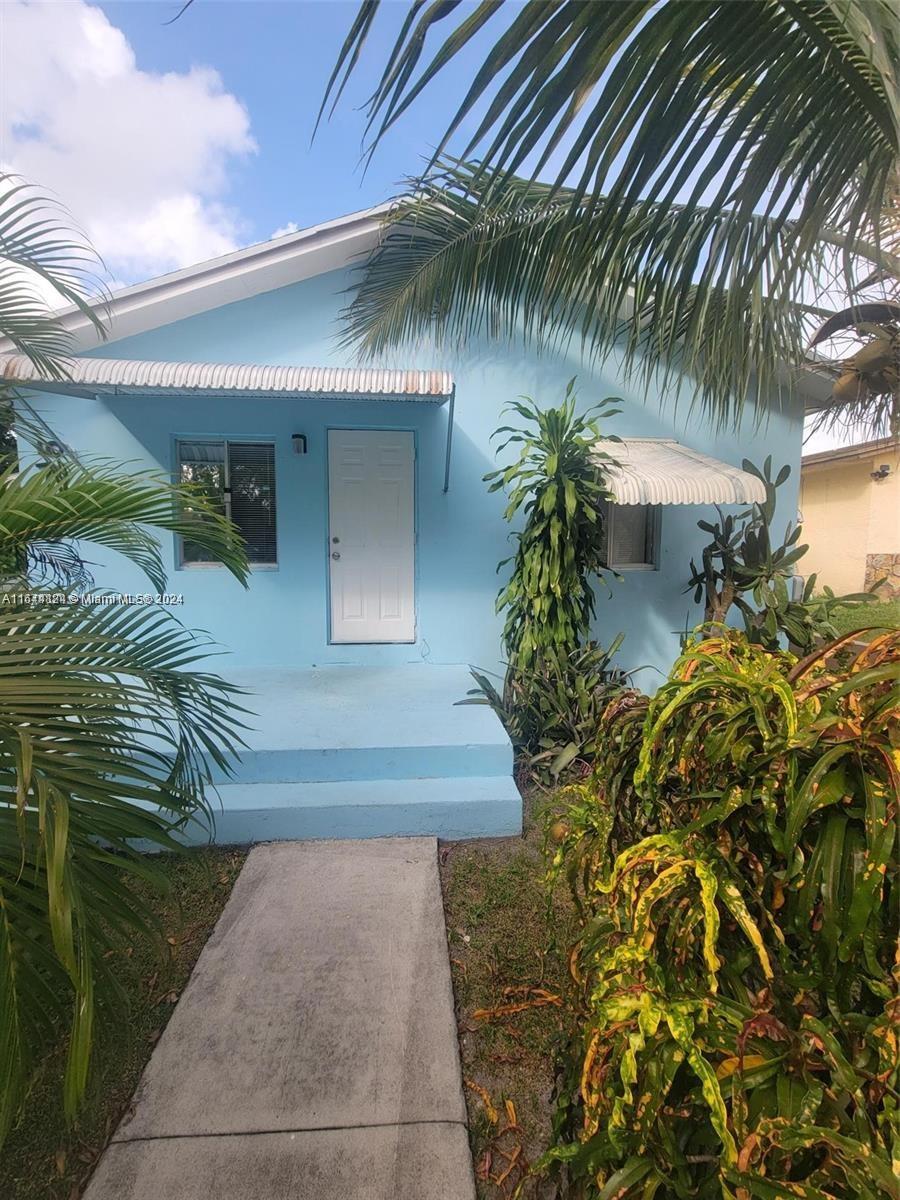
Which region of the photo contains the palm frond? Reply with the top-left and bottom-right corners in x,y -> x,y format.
0,599 -> 250,1141
0,458 -> 250,593
0,453 -> 251,1139
327,1 -> 898,235
0,175 -> 107,375
343,164 -> 828,426
0,170 -> 251,1144
326,1 -> 900,422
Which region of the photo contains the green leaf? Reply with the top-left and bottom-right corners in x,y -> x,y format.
323,6 -> 899,429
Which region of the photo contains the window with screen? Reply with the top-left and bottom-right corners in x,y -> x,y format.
177,440 -> 277,566
599,500 -> 660,570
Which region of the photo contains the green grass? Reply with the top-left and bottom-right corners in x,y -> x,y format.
1,847 -> 247,1200
828,598 -> 900,636
439,793 -> 576,1199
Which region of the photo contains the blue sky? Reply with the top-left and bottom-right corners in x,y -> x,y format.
1,0 -> 500,285
102,0 -> 475,244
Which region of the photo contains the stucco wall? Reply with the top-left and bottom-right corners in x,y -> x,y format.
27,266 -> 804,682
799,445 -> 900,594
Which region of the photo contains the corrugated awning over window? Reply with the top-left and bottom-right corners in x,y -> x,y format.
591,438 -> 767,505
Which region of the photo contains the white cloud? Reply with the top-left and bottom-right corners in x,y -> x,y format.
0,0 -> 256,285
271,221 -> 300,239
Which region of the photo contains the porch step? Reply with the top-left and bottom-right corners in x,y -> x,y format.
210,740 -> 512,785
189,775 -> 522,844
189,666 -> 522,841
209,664 -> 513,786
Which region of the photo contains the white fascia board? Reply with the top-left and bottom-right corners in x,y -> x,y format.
1,204 -> 390,356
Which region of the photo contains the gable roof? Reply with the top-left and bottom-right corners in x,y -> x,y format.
26,204 -> 390,355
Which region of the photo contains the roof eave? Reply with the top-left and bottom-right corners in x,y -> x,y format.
0,204 -> 391,357
801,435 -> 900,468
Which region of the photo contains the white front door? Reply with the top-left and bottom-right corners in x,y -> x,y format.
328,428 -> 416,644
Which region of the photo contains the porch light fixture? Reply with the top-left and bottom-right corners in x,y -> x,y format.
292,433 -> 308,455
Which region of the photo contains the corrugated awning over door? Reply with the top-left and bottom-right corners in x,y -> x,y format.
1,354 -> 458,490
0,354 -> 454,401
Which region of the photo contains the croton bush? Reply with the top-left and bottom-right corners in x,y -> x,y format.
545,629 -> 899,1199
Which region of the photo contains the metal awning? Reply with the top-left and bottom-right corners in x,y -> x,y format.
0,354 -> 458,490
0,354 -> 454,402
592,438 -> 767,505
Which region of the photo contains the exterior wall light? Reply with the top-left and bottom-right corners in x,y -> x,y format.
870,463 -> 891,480
292,433 -> 308,455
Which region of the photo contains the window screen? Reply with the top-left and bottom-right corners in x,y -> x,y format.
178,440 -> 277,565
599,500 -> 659,570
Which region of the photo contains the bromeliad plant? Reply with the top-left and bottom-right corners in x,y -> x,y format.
686,458 -> 875,651
464,637 -> 625,782
486,380 -> 620,669
545,629 -> 899,1199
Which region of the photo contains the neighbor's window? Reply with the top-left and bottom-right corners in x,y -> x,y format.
177,440 -> 277,566
599,500 -> 660,570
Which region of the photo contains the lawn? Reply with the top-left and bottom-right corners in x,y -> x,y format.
439,791 -> 576,1200
829,597 -> 900,635
1,847 -> 247,1200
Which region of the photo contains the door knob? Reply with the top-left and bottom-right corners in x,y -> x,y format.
331,551 -> 341,560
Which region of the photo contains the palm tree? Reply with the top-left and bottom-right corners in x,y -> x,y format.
322,1 -> 900,428
0,177 -> 250,1143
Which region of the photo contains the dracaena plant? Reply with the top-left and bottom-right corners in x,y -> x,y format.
0,175 -> 251,1145
486,379 -> 619,669
545,629 -> 899,1200
686,458 -> 876,651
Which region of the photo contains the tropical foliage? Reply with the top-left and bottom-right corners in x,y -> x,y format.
546,629 -> 899,1199
808,301 -> 900,441
0,175 -> 105,374
686,459 -> 876,651
464,637 -> 625,784
0,175 -> 250,1145
324,1 -> 900,426
486,381 -> 619,668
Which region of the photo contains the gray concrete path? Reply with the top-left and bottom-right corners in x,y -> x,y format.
84,838 -> 475,1200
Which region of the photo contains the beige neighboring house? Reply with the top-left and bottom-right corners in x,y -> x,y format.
799,437 -> 900,597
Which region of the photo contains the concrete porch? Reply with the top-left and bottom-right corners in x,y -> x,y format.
197,664 -> 522,843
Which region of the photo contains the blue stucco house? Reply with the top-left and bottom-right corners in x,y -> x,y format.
1,205 -> 814,842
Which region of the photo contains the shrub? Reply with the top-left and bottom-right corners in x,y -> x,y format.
485,380 -> 620,669
686,459 -> 875,651
545,629 -> 899,1199
470,380 -> 627,783
464,637 -> 625,783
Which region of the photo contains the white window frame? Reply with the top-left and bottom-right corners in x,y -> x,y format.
176,438 -> 278,570
600,501 -> 661,571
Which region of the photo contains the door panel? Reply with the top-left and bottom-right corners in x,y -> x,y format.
328,429 -> 415,643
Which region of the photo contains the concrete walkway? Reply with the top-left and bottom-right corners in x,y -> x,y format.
84,839 -> 476,1200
